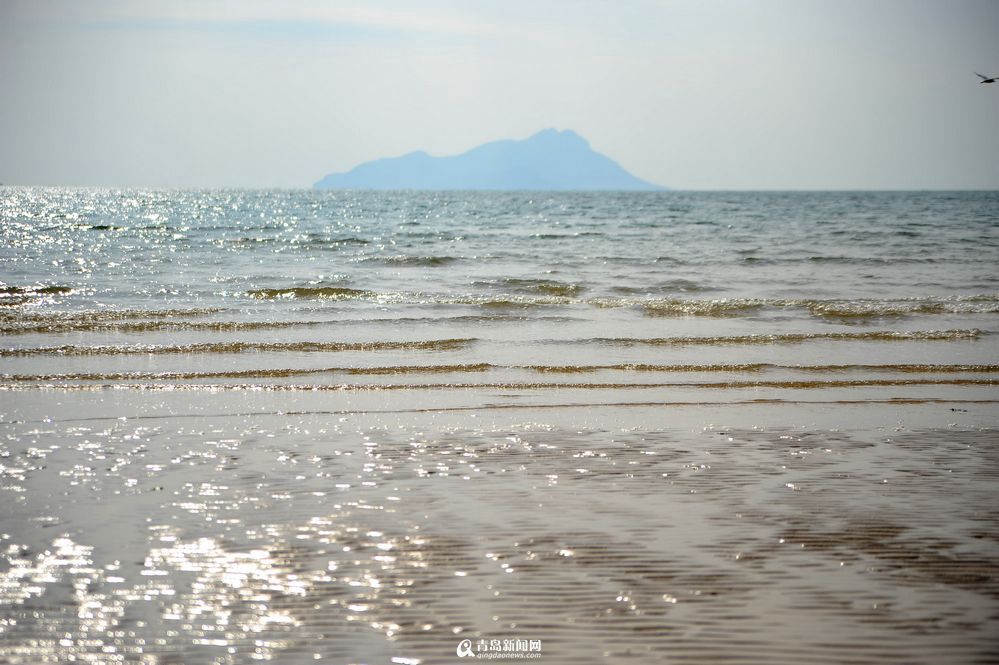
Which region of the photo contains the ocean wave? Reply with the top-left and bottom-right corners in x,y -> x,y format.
304,236 -> 369,246
2,363 -> 495,381
0,338 -> 476,356
590,329 -> 982,346
0,297 -> 33,308
6,363 -> 993,382
0,311 -> 580,333
0,307 -> 222,322
378,314 -> 578,323
227,235 -> 370,250
441,295 -> 572,308
477,299 -> 568,309
805,255 -> 940,265
0,308 -> 226,333
3,378 -> 993,391
798,297 -> 999,319
0,284 -> 74,296
525,362 -> 999,373
363,255 -> 459,266
475,278 -> 585,297
247,287 -> 373,300
642,299 -> 766,317
0,320 -> 323,335
739,255 -> 943,266
635,296 -> 999,319
793,363 -> 999,373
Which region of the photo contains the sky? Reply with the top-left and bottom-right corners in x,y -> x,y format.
1,0 -> 997,190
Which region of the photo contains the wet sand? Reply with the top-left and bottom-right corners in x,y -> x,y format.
2,188 -> 997,662
1,390 -> 997,664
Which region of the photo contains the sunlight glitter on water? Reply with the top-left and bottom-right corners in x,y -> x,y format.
2,189 -> 998,662
1,401 -> 998,663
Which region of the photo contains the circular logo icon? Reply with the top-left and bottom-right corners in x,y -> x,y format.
456,639 -> 474,658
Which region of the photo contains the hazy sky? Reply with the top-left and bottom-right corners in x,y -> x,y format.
1,0 -> 997,189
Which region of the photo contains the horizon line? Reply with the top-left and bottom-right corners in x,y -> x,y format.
2,184 -> 998,193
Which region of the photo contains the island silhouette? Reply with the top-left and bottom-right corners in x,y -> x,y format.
314,129 -> 665,191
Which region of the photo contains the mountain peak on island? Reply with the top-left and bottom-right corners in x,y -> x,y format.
530,127 -> 586,142
313,129 -> 664,191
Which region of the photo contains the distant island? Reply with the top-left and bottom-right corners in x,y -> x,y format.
313,129 -> 665,191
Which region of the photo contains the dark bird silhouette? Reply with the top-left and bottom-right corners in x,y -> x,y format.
975,72 -> 997,84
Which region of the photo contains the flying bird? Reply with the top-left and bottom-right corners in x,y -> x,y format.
975,72 -> 997,84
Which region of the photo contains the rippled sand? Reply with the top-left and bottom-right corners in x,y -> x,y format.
1,392 -> 997,665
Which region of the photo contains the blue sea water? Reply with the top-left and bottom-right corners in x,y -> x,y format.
1,189 -> 997,381
1,188 -> 998,664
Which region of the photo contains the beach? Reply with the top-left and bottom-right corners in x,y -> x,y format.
1,188 -> 997,663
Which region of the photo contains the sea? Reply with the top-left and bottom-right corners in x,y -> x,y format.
1,188 -> 997,664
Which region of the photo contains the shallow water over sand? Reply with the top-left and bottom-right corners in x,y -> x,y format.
2,189 -> 998,662
1,392 -> 997,664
